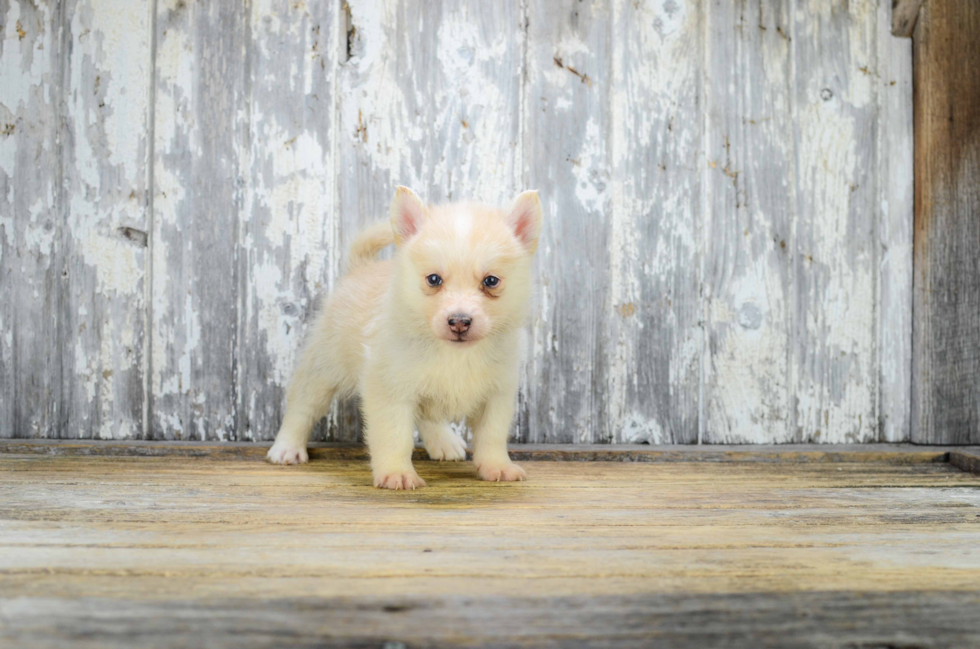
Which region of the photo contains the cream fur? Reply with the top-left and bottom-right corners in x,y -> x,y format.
267,187 -> 543,489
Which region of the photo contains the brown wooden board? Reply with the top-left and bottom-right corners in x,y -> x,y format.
911,0 -> 980,445
950,449 -> 980,476
892,0 -> 924,37
1,453 -> 980,646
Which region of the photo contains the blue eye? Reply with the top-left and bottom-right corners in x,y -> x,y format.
483,275 -> 499,288
426,274 -> 442,287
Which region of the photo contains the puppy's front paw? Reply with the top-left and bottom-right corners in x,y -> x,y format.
266,440 -> 309,465
374,469 -> 426,490
476,461 -> 527,482
424,431 -> 468,461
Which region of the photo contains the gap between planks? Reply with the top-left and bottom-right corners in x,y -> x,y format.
1,440 -> 978,472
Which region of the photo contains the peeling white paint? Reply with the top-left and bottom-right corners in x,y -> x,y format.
23,197 -> 55,256
796,101 -> 876,442
75,232 -> 143,296
621,412 -> 665,445
875,0 -> 914,443
0,2 -> 54,112
706,255 -> 792,442
1,0 -> 914,444
571,118 -> 608,214
77,0 -> 151,183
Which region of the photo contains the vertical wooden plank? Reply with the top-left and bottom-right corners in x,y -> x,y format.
603,0 -> 701,444
792,0 -> 878,443
890,0 -> 923,38
702,0 -> 793,443
151,0 -> 247,439
0,1 -> 63,438
338,0 -> 524,442
60,0 -> 153,439
911,0 -> 980,445
522,0 -> 610,443
876,0 -> 912,442
239,0 -> 339,441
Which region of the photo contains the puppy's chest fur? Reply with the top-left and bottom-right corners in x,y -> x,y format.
410,343 -> 514,421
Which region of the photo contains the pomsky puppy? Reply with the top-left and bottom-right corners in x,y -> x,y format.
266,186 -> 543,489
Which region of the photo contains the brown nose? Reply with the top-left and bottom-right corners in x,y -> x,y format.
447,314 -> 472,334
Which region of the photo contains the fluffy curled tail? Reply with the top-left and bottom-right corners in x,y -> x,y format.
348,221 -> 394,271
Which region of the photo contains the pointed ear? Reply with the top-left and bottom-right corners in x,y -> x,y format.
507,190 -> 543,254
390,186 -> 427,246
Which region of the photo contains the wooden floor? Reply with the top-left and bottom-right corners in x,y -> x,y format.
1,443 -> 980,648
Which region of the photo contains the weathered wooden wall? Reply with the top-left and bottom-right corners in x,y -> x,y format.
911,0 -> 980,444
0,0 -> 914,444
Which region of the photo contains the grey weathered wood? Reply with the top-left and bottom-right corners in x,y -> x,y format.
0,1 -> 151,441
61,0 -> 152,439
911,0 -> 980,445
601,0 -> 701,444
5,591 -> 980,649
877,0 -> 914,442
0,0 -> 917,445
150,1 -> 248,440
792,0 -> 878,443
891,0 -> 924,37
239,0 -> 339,441
522,0 -> 612,443
0,1 -> 64,439
337,0 -> 525,442
703,0 -> 794,443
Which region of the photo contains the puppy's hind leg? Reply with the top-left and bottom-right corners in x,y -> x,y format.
418,420 -> 468,461
267,350 -> 338,466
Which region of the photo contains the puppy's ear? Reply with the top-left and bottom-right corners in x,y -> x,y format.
507,190 -> 543,254
390,186 -> 427,246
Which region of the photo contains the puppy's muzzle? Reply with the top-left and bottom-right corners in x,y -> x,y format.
447,314 -> 472,335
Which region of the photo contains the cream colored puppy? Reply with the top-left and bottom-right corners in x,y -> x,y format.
266,186 -> 543,489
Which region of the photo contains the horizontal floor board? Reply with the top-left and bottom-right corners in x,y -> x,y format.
2,451 -> 979,646
3,592 -> 980,649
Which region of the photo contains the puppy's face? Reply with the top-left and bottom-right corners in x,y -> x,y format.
390,187 -> 542,345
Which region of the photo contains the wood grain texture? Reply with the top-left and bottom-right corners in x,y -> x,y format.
1,453 -> 979,646
877,0 -> 913,441
792,0 -> 878,443
703,0 -> 794,443
61,0 -> 152,440
949,448 -> 980,476
603,0 -> 701,444
0,1 -> 152,441
5,591 -> 980,649
151,0 -> 248,440
239,0 -> 339,442
891,0 -> 923,37
522,0 -> 612,443
911,0 -> 980,445
1,0 -> 917,444
0,1 -> 64,439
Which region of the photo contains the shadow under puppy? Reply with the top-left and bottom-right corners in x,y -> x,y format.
267,186 -> 543,489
